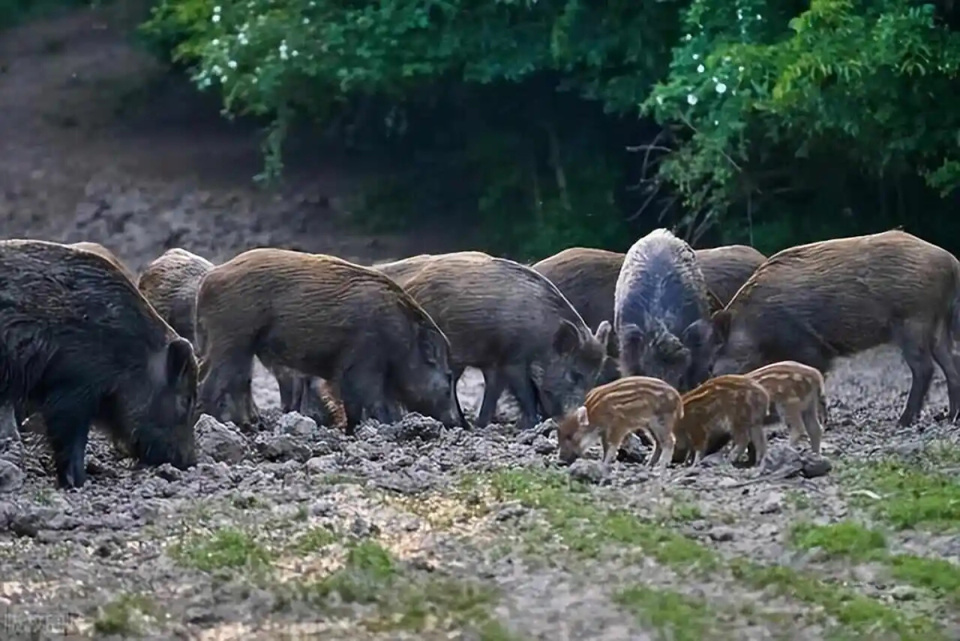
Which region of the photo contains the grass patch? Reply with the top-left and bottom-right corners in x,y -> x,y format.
461,469 -> 717,570
93,594 -> 157,636
288,526 -> 339,555
615,586 -> 721,641
790,521 -> 960,604
844,459 -> 960,531
170,527 -> 272,572
286,540 -> 518,636
790,521 -> 887,561
731,560 -> 945,640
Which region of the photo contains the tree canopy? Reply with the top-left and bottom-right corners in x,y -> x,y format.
130,0 -> 960,256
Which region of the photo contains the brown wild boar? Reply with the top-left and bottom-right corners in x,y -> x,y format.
371,254 -> 435,283
0,240 -> 198,488
744,360 -> 826,456
382,251 -> 610,430
615,229 -> 719,393
556,376 -> 683,475
711,230 -> 960,426
695,245 -> 766,305
195,248 -> 465,433
675,375 -> 771,467
69,241 -> 138,284
137,248 -> 216,345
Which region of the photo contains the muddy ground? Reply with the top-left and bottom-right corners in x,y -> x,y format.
2,5 -> 960,641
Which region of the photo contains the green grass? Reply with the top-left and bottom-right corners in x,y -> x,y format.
169,527 -> 272,572
790,521 -> 960,605
615,586 -> 722,641
461,469 -> 718,570
287,540 -> 520,636
730,561 -> 944,641
93,594 -> 157,636
843,458 -> 960,531
288,526 -> 339,555
790,520 -> 887,561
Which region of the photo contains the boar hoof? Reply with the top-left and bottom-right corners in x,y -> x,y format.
56,453 -> 86,489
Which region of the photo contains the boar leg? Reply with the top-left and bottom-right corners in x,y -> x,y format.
800,405 -> 823,457
931,324 -> 960,421
274,369 -> 298,413
749,424 -> 768,467
339,362 -> 399,431
894,322 -> 935,426
781,404 -> 807,448
501,366 -> 540,431
475,367 -> 504,428
43,402 -> 93,489
727,428 -> 750,465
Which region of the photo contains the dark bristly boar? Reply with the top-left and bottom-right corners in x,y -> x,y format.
69,241 -> 138,284
0,240 -> 198,488
694,244 -> 766,305
195,248 -> 465,433
711,229 -> 960,426
137,247 -> 215,345
391,251 -> 609,430
614,229 -> 718,393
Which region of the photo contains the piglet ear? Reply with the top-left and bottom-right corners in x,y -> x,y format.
575,405 -> 588,426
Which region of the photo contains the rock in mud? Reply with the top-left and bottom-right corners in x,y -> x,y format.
255,434 -> 312,463
195,414 -> 247,464
616,433 -> 647,464
567,459 -> 605,484
532,435 -> 556,455
801,456 -> 832,479
709,526 -> 736,542
381,412 -> 445,442
0,459 -> 24,493
759,445 -> 804,477
278,411 -> 317,438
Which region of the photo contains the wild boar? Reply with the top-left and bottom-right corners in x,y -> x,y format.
695,244 -> 766,305
69,241 -> 138,284
556,376 -> 683,475
387,251 -> 609,430
0,240 -> 198,488
195,248 -> 465,433
614,229 -> 718,392
744,360 -> 826,456
531,247 -> 623,385
711,230 -> 960,426
371,254 -> 435,283
675,375 -> 771,466
137,248 -> 216,345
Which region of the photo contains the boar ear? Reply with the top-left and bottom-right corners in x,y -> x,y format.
553,319 -> 582,355
575,405 -> 588,427
595,320 -> 616,354
711,309 -> 732,343
681,319 -> 715,351
165,337 -> 195,388
705,289 -> 724,314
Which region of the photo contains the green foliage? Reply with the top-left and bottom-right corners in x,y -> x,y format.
644,0 -> 960,242
134,0 -> 960,254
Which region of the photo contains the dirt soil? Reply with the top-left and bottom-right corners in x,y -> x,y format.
2,6 -> 960,641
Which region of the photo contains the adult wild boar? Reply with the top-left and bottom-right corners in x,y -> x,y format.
137,248 -> 216,345
69,241 -> 138,284
711,230 -> 960,426
195,248 -> 465,433
0,240 -> 198,488
695,244 -> 766,305
614,229 -> 718,392
391,251 -> 609,430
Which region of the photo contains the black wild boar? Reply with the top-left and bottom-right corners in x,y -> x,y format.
711,229 -> 960,426
390,251 -> 610,430
614,228 -> 718,392
695,244 -> 766,305
137,247 -> 216,345
69,241 -> 138,284
195,248 -> 465,433
0,240 -> 198,488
